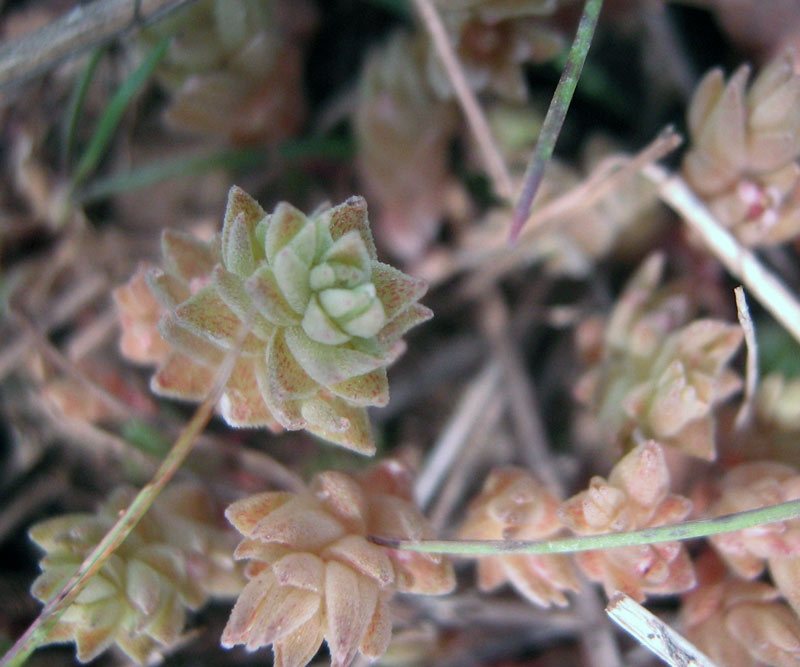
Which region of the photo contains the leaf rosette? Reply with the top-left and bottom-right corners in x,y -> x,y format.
121,187 -> 432,454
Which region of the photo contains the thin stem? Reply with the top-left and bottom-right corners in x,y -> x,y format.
370,497 -> 800,555
646,166 -> 800,346
0,330 -> 245,667
411,0 -> 513,199
509,0 -> 603,242
0,0 -> 196,89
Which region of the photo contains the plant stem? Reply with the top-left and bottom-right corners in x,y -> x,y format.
370,497 -> 800,555
411,0 -> 513,199
0,331 -> 245,667
509,0 -> 603,242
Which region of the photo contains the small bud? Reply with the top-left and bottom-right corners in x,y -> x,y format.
559,442 -> 695,601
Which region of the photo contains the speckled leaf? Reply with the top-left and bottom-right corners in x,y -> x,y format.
213,265 -> 274,340
266,329 -> 318,400
146,268 -> 191,310
246,265 -> 301,326
174,285 -> 262,354
284,326 -> 388,386
225,492 -> 295,537
265,202 -> 307,265
371,261 -> 428,321
220,357 -> 282,430
152,353 -> 215,400
223,185 -> 266,249
273,246 -> 312,315
330,369 -> 389,407
326,195 -> 377,260
303,398 -> 375,455
161,229 -> 218,282
376,303 -> 433,347
223,211 -> 258,277
158,314 -> 224,366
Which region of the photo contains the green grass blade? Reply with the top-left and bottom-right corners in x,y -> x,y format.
71,36 -> 170,190
74,136 -> 353,204
509,0 -> 603,242
62,47 -> 104,169
371,497 -> 800,555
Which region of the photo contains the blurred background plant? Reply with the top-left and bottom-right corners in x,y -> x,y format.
6,0 -> 800,666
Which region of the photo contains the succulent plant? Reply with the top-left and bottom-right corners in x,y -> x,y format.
115,186 -> 432,454
28,484 -> 239,664
706,460 -> 800,620
683,51 -> 800,245
221,460 -> 455,666
427,2 -> 563,103
138,0 -> 317,144
559,441 -> 696,601
575,254 -> 743,460
458,467 -> 579,607
682,550 -> 800,667
355,32 -> 460,261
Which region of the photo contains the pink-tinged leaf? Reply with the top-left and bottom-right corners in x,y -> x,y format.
609,441 -> 670,510
358,595 -> 392,660
246,587 -> 320,650
266,329 -> 318,400
325,195 -> 377,260
251,500 -> 346,552
146,268 -> 191,310
265,202 -> 308,266
273,613 -> 325,667
273,246 -> 312,315
688,68 -> 725,138
158,315 -> 224,366
272,553 -> 326,593
311,471 -> 368,534
152,353 -> 215,400
322,535 -> 395,588
225,492 -> 295,537
174,285 -> 262,354
376,303 -> 433,347
222,211 -> 258,278
284,327 -> 387,386
221,570 -> 276,647
304,400 -> 375,456
371,262 -> 428,321
330,369 -> 389,407
213,266 -> 274,340
325,561 -> 376,667
246,265 -> 302,326
222,186 -> 265,256
253,353 -> 308,430
320,230 -> 372,273
233,539 -> 292,564
161,229 -> 218,282
220,358 -> 282,431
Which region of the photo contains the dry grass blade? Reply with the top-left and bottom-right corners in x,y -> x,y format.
0,0 -> 197,89
606,593 -> 716,667
734,286 -> 758,429
410,0 -> 513,199
646,165 -> 800,346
